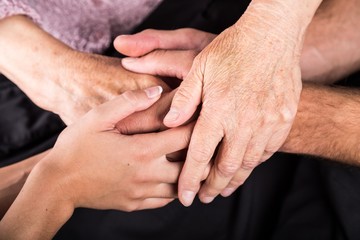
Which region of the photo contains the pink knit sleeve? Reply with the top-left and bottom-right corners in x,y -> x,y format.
0,0 -> 41,24
0,0 -> 162,53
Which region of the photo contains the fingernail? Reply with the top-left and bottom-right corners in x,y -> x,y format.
202,196 -> 215,204
221,188 -> 236,197
144,86 -> 163,98
122,57 -> 137,64
181,191 -> 195,207
164,108 -> 180,123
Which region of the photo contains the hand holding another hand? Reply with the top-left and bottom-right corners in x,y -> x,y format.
116,15 -> 303,206
32,87 -> 194,212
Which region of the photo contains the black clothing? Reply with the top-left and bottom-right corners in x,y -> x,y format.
1,0 -> 359,239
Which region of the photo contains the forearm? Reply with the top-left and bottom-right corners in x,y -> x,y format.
0,15 -> 74,111
244,0 -> 323,37
301,0 -> 360,83
281,83 -> 360,165
0,158 -> 73,239
0,151 -> 49,219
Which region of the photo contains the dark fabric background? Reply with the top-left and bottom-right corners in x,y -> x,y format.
1,0 -> 359,239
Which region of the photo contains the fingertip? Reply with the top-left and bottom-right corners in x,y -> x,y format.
200,196 -> 215,204
180,190 -> 196,207
113,35 -> 128,51
163,108 -> 180,125
220,187 -> 236,197
122,57 -> 138,66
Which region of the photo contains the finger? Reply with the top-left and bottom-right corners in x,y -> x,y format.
152,161 -> 184,183
266,125 -> 292,155
116,91 -> 175,135
258,125 -> 291,162
220,169 -> 253,197
241,128 -> 273,171
152,158 -> 211,183
137,198 -> 174,211
163,59 -> 204,128
89,86 -> 163,130
114,28 -> 215,57
122,50 -> 195,79
134,122 -> 195,157
202,163 -> 212,181
198,131 -> 251,204
218,127 -> 274,198
178,116 -> 224,207
141,183 -> 178,199
260,151 -> 275,162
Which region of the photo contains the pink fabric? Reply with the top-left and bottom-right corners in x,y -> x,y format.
0,0 -> 163,53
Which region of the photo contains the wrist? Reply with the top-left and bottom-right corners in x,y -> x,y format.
0,15 -> 75,112
240,0 -> 322,50
0,156 -> 74,239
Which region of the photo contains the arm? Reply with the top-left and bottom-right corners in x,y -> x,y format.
0,15 -> 169,124
0,151 -> 49,219
0,87 -> 197,239
0,162 -> 74,239
301,0 -> 360,83
281,83 -> 360,165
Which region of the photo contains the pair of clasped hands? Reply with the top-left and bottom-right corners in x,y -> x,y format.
43,14 -> 306,213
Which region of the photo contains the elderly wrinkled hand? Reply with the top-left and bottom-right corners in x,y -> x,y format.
116,1 -> 321,207
47,52 -> 170,125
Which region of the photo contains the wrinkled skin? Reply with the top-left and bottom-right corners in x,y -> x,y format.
117,9 -> 304,206
47,52 -> 170,124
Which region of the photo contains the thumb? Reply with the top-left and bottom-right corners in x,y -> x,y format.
114,28 -> 215,57
88,86 -> 163,130
163,59 -> 204,127
122,50 -> 195,80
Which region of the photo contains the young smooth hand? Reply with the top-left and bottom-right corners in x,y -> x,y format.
0,87 -> 200,239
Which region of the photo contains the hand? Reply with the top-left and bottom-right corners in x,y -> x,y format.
36,86 -> 194,212
45,52 -> 170,124
114,28 -> 215,134
117,15 -> 304,207
0,16 -> 170,125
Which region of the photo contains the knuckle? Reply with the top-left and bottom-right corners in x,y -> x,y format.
130,189 -> 143,200
280,105 -> 297,123
175,86 -> 196,104
141,28 -> 155,35
181,175 -> 202,192
216,160 -> 240,178
141,75 -> 158,85
181,28 -> 197,36
241,158 -> 260,171
264,112 -> 279,126
136,145 -> 156,160
188,147 -> 212,165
